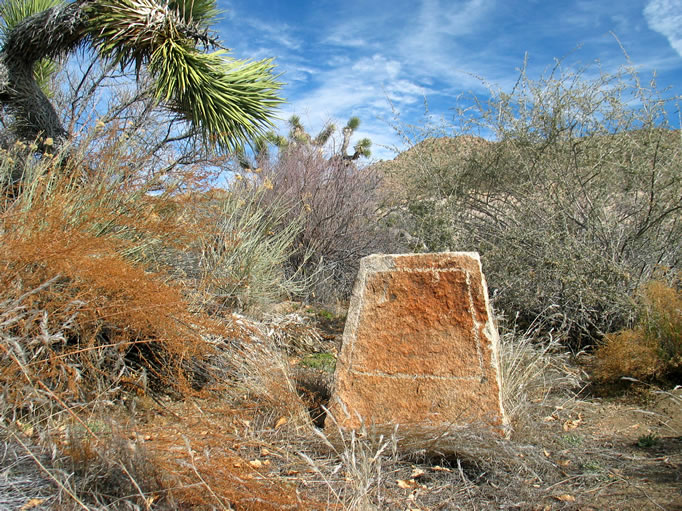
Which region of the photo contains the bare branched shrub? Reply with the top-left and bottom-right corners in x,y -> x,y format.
254,143 -> 395,302
388,61 -> 681,346
52,56 -> 228,188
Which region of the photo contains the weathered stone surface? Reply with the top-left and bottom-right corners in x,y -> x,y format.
326,252 -> 507,433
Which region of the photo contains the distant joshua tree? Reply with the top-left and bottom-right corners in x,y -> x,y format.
0,0 -> 282,152
239,115 -> 372,169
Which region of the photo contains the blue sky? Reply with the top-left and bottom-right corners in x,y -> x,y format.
216,0 -> 682,160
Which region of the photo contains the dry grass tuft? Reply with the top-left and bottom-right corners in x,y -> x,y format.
499,316 -> 585,426
205,314 -> 312,427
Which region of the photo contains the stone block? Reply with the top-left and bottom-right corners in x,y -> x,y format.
326,252 -> 507,433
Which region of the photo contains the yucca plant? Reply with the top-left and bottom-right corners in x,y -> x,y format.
0,0 -> 282,151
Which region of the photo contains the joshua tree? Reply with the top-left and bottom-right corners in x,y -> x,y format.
338,116 -> 371,161
0,0 -> 282,152
242,115 -> 371,167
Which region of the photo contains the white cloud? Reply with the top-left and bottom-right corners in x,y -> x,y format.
273,0 -> 505,158
278,51 -> 433,159
644,0 -> 682,58
385,79 -> 428,104
324,33 -> 370,48
242,18 -> 303,51
216,0 -> 682,160
351,55 -> 402,79
287,51 -> 429,121
418,0 -> 490,36
395,0 -> 514,91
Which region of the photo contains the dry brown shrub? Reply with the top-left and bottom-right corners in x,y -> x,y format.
0,149 -> 221,409
594,330 -> 661,381
595,276 -> 682,382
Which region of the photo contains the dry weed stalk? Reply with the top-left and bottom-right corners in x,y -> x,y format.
299,414 -> 398,511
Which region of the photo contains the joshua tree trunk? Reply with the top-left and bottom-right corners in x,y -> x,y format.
0,0 -> 90,144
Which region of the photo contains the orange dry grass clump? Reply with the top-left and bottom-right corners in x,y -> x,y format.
595,277 -> 682,382
0,166 -> 218,405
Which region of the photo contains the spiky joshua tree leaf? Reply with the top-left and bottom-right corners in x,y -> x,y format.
87,0 -> 282,152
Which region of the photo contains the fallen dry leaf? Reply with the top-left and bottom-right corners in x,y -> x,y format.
20,499 -> 45,510
554,494 -> 576,502
397,479 -> 417,489
562,413 -> 584,431
274,417 -> 288,429
563,420 -> 580,431
249,459 -> 263,468
16,421 -> 34,437
410,467 -> 426,478
431,465 -> 452,472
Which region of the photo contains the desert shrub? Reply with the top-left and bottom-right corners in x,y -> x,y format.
185,182 -> 307,312
595,276 -> 681,382
0,115 -> 315,410
0,137 -> 315,508
387,62 -> 681,346
255,142 -> 394,302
